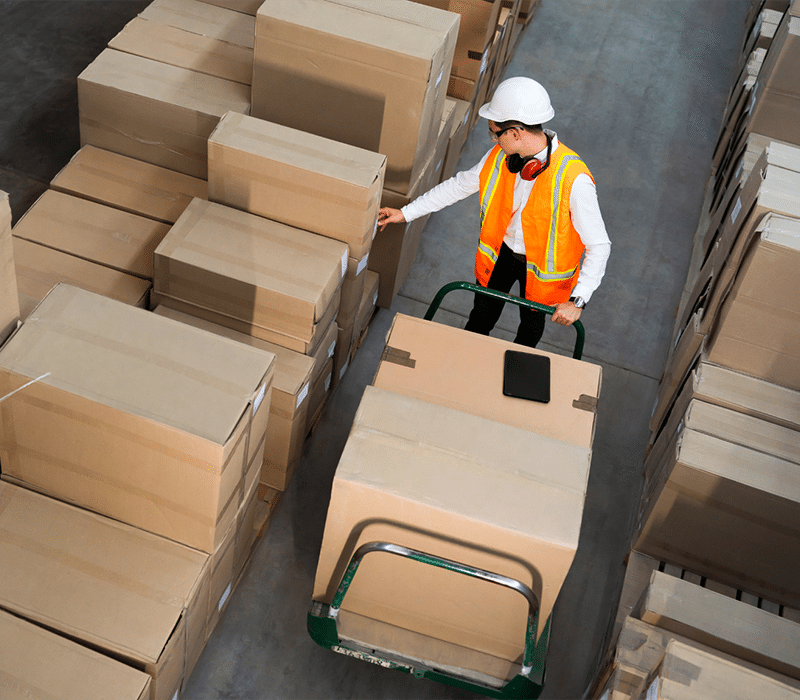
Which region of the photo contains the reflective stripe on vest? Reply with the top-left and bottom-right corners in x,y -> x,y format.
526,153 -> 582,281
480,148 -> 505,228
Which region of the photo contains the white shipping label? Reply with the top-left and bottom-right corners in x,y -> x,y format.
339,361 -> 349,380
253,382 -> 267,416
599,691 -> 609,700
296,382 -> 309,409
747,81 -> 758,115
372,292 -> 378,306
435,67 -> 444,88
218,582 -> 232,611
341,251 -> 348,278
731,196 -> 742,225
646,677 -> 660,700
357,253 -> 369,275
328,341 -> 336,359
324,373 -> 332,392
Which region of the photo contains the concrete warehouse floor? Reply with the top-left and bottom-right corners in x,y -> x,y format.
0,0 -> 752,698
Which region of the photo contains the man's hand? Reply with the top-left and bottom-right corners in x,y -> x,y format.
551,300 -> 582,326
377,207 -> 406,231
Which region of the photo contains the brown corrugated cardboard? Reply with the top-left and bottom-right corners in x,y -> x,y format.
150,286 -> 341,356
705,213 -> 800,390
339,253 -> 369,325
50,145 -> 208,224
351,269 -> 379,356
0,190 -> 19,346
0,608 -> 151,700
373,314 -> 601,448
636,570 -> 800,680
634,427 -> 800,609
313,386 -> 591,668
139,0 -> 255,47
153,198 -> 348,342
78,48 -> 250,179
11,189 -> 170,280
208,112 -> 386,260
197,0 -> 261,13
151,305 -> 315,489
14,236 -> 151,319
642,639 -> 800,700
412,0 -> 501,80
0,481 -> 210,700
0,284 -> 275,553
109,17 -> 253,85
305,355 -> 334,437
251,0 -> 459,195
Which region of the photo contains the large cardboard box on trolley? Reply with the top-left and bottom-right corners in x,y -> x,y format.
0,608 -> 152,700
0,284 -> 275,553
0,481 -> 210,700
0,190 -> 19,346
77,48 -> 250,179
152,305 -> 316,492
11,189 -> 171,281
50,145 -> 208,225
373,314 -> 602,448
153,198 -> 348,348
313,386 -> 592,681
13,237 -> 151,320
251,0 -> 459,195
208,111 -> 387,261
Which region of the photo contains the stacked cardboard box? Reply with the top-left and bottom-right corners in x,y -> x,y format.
205,110 -> 386,386
0,480 -> 210,700
251,0 -> 458,197
312,316 -> 602,686
0,607 -> 152,700
152,305 -> 316,492
586,7 -> 800,694
0,190 -> 19,346
0,284 -> 275,554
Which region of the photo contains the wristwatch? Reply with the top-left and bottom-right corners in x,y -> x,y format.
569,296 -> 587,309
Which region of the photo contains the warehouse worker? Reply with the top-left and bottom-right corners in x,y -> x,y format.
377,77 -> 611,348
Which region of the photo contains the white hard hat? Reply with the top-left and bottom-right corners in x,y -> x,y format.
478,77 -> 555,124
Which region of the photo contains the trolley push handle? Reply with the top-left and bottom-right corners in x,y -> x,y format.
423,281 -> 585,360
329,541 -> 541,677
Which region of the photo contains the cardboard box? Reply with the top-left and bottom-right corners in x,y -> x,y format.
0,189 -> 19,346
634,427 -> 800,609
441,97 -> 472,181
153,198 -> 348,343
197,0 -> 261,13
642,639 -> 800,700
373,314 -> 601,448
305,354 -> 334,437
208,111 -> 386,260
636,570 -> 800,680
251,0 -> 459,195
152,305 -> 315,491
150,286 -> 340,356
412,0 -> 502,80
0,607 -> 151,700
0,481 -> 210,700
313,386 -> 592,672
351,269 -> 380,356
50,145 -> 208,224
137,0 -> 255,47
705,213 -> 800,390
11,189 -> 170,280
109,16 -> 253,85
0,284 -> 275,553
339,253 -> 369,325
13,237 -> 151,319
78,48 -> 250,179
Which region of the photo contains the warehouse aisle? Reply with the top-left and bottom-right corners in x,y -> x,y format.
0,1 -> 749,698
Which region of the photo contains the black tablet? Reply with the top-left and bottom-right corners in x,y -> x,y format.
503,350 -> 551,403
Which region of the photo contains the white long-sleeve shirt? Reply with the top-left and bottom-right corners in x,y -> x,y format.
401,131 -> 611,302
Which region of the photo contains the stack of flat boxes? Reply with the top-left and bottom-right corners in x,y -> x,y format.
586,3 -> 800,696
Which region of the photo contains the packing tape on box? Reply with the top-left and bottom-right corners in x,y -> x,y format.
573,394 -> 598,412
0,372 -> 50,404
661,656 -> 702,687
381,345 -> 415,368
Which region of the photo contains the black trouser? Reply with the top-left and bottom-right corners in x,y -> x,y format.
465,243 -> 546,348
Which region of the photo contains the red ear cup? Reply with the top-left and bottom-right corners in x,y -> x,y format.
520,157 -> 546,181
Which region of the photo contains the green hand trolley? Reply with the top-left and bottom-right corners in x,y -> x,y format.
306,282 -> 587,698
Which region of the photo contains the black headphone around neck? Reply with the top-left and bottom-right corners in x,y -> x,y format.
505,133 -> 552,181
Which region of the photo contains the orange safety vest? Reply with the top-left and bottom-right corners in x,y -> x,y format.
476,142 -> 593,306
